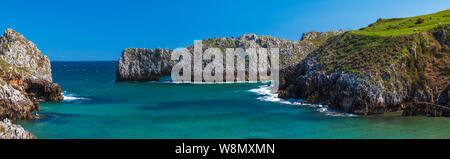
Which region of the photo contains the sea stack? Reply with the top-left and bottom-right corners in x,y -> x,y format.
0,29 -> 63,138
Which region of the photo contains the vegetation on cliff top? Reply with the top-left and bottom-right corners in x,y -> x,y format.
0,29 -> 53,80
313,9 -> 449,94
353,9 -> 450,36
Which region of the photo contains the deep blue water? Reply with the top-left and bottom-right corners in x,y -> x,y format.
16,61 -> 450,139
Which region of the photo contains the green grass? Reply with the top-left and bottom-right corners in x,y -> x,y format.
352,9 -> 450,36
0,79 -> 6,86
315,22 -> 449,91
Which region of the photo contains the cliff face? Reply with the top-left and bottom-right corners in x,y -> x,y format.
117,31 -> 342,81
0,29 -> 52,82
279,24 -> 449,116
0,29 -> 63,121
0,118 -> 35,139
117,48 -> 174,81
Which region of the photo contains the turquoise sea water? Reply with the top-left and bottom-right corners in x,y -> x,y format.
17,61 -> 450,139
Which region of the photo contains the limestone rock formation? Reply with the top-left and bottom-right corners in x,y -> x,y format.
117,31 -> 342,81
0,29 -> 53,82
278,25 -> 449,116
401,101 -> 450,117
117,48 -> 174,81
0,29 -> 63,121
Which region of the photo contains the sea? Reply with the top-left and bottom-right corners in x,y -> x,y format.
16,61 -> 450,139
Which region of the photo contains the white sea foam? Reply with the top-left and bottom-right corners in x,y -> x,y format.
249,86 -> 357,117
62,91 -> 88,101
169,81 -> 271,85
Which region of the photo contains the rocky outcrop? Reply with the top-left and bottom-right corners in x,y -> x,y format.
197,33 -> 323,67
279,59 -> 404,115
279,25 -> 449,116
300,29 -> 345,41
117,48 -> 174,81
117,31 -> 343,81
0,118 -> 35,139
0,83 -> 37,120
25,78 -> 63,102
402,101 -> 450,117
0,29 -> 63,122
438,85 -> 449,106
0,29 -> 53,82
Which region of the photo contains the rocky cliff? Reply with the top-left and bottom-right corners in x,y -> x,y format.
117,31 -> 343,81
0,118 -> 35,139
279,10 -> 449,116
117,48 -> 174,81
0,29 -> 63,122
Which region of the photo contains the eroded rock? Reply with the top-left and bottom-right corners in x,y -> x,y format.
0,29 -> 63,122
0,118 -> 35,139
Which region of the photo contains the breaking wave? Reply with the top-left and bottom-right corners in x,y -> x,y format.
62,91 -> 89,102
249,86 -> 356,117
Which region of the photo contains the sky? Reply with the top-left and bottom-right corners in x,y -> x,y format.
1,0 -> 449,61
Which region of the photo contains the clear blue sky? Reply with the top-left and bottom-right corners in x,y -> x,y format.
1,0 -> 449,61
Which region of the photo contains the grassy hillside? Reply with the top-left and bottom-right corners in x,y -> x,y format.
313,10 -> 450,95
280,10 -> 450,115
352,9 -> 450,36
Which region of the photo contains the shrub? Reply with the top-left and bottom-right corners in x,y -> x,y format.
417,17 -> 425,24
